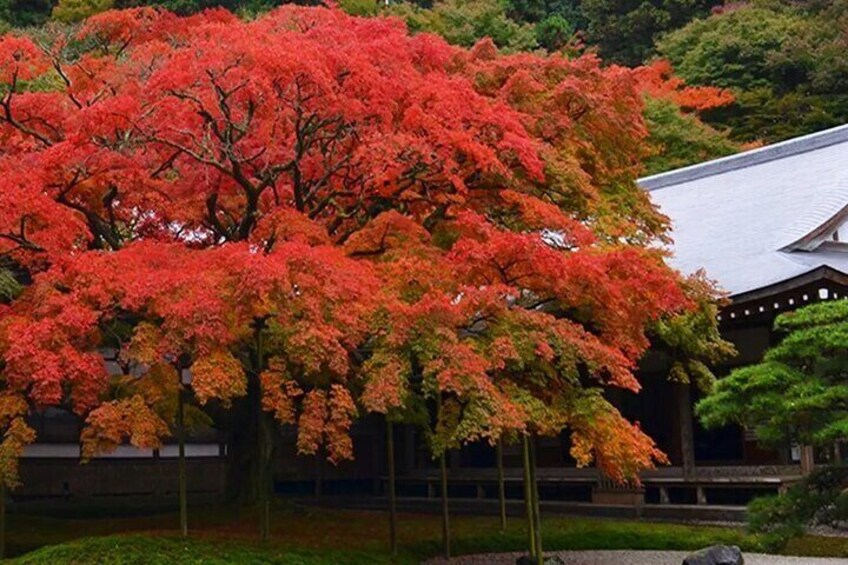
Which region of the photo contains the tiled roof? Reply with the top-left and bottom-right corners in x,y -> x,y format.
638,124 -> 848,297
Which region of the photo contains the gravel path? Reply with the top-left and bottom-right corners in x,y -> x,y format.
424,550 -> 848,564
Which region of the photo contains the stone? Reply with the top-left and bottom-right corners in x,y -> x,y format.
682,545 -> 744,565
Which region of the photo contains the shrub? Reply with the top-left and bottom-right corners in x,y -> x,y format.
748,465 -> 848,550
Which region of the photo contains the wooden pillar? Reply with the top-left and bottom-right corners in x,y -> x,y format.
800,445 -> 815,476
449,448 -> 461,471
676,382 -> 696,478
386,420 -> 397,557
403,426 -> 415,472
314,450 -> 323,498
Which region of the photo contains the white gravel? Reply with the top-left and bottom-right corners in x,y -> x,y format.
424,550 -> 848,564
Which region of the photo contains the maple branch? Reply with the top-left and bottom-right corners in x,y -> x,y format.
519,297 -> 557,311
0,72 -> 55,147
55,190 -> 122,251
0,216 -> 45,254
103,185 -> 120,241
150,151 -> 181,179
50,57 -> 83,110
205,193 -> 234,241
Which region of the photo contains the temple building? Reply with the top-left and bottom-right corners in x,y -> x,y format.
16,125 -> 848,517
623,122 -> 848,511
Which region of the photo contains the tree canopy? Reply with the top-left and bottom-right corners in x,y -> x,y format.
580,0 -> 721,67
698,299 -> 848,448
658,1 -> 848,143
386,0 -> 538,52
9,1 -> 814,171
0,6 -> 723,489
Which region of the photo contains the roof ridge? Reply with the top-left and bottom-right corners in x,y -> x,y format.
778,173 -> 848,252
638,123 -> 848,191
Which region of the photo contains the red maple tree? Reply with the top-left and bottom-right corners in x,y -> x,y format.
0,11 -> 720,548
633,59 -> 734,114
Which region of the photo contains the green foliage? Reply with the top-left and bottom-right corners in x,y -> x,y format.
0,268 -> 22,301
114,0 -> 252,16
13,534 -> 391,564
701,87 -> 848,146
0,0 -> 53,27
650,273 -> 736,389
697,299 -> 848,447
504,0 -> 584,26
534,13 -> 571,51
387,0 -> 538,52
52,0 -> 114,22
642,96 -> 739,175
747,465 -> 848,550
503,0 -> 548,23
657,5 -> 805,91
581,0 -> 721,66
498,0 -> 720,64
339,0 -> 379,17
658,1 -> 848,143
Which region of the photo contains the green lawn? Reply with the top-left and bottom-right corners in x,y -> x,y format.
6,504 -> 848,563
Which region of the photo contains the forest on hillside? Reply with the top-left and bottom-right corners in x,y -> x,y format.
3,0 -> 847,174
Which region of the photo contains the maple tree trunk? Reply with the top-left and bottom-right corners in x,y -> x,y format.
530,435 -> 543,565
177,388 -> 188,538
522,435 -> 536,560
497,438 -> 507,532
253,319 -> 272,543
439,450 -> 450,560
258,409 -> 272,542
434,393 -> 450,560
386,418 -> 398,557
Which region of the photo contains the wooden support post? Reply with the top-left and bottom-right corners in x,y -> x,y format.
386,419 -> 397,557
439,451 -> 450,560
800,445 -> 815,476
522,435 -> 536,560
403,426 -> 415,472
449,448 -> 460,470
676,382 -> 696,479
496,438 -> 507,532
314,449 -> 323,498
436,393 -> 450,561
696,486 -> 707,505
530,435 -> 543,565
659,486 -> 670,505
177,387 -> 188,538
1,483 -> 6,560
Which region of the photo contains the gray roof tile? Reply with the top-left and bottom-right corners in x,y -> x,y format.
638,124 -> 848,297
